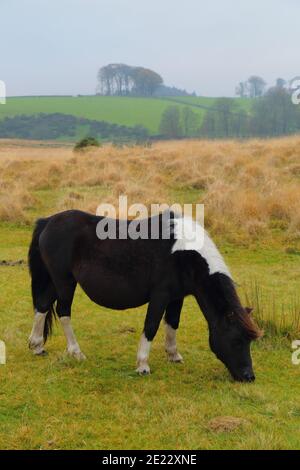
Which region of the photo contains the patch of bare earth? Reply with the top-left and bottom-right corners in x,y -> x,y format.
207,416 -> 248,433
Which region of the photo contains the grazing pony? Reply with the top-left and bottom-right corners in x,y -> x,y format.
28,210 -> 261,381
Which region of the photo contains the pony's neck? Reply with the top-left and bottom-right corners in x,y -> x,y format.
194,273 -> 242,326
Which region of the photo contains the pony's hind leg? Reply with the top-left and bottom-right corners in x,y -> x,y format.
136,292 -> 169,375
29,282 -> 56,355
55,277 -> 86,361
164,298 -> 184,363
29,312 -> 47,355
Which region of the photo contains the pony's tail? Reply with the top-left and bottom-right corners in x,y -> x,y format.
28,218 -> 57,343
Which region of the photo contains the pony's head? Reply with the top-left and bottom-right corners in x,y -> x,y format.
170,215 -> 262,382
208,307 -> 261,382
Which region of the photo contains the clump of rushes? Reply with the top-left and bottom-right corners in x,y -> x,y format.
243,280 -> 300,338
74,136 -> 101,152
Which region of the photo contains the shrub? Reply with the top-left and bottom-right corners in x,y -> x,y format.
74,136 -> 101,152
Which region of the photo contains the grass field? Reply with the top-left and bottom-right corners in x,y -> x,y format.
164,95 -> 251,112
0,95 -> 250,135
0,138 -> 299,449
0,96 -> 205,134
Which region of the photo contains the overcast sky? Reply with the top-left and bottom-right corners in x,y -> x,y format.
1,0 -> 299,97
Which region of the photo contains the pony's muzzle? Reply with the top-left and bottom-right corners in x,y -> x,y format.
243,371 -> 255,382
239,367 -> 255,382
232,368 -> 255,382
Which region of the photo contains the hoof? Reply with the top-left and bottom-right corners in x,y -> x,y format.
35,349 -> 48,356
68,350 -> 86,361
167,351 -> 183,363
29,338 -> 46,356
136,363 -> 151,375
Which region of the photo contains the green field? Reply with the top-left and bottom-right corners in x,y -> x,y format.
1,222 -> 299,450
0,95 -> 250,134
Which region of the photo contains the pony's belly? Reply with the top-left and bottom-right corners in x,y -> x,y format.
81,285 -> 149,310
75,269 -> 150,310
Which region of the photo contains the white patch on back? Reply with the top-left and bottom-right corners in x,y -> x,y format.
171,216 -> 232,278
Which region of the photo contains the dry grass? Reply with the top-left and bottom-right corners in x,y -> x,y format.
0,137 -> 300,245
1,138 -> 300,449
207,416 -> 248,433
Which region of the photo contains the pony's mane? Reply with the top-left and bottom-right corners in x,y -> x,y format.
235,310 -> 262,341
216,274 -> 262,340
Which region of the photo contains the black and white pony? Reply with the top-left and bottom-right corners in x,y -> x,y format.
28,210 -> 261,382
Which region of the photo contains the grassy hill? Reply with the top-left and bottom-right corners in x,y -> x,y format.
0,95 -> 250,135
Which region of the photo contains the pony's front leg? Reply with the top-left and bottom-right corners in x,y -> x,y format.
136,293 -> 168,375
164,298 -> 184,363
59,316 -> 86,361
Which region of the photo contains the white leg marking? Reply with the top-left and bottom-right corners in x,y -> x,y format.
60,316 -> 86,361
136,333 -> 151,375
29,312 -> 46,355
165,322 -> 183,363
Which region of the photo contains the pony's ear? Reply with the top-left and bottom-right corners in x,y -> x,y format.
245,307 -> 253,315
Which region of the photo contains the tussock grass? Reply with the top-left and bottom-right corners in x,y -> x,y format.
1,137 -> 300,244
243,280 -> 300,338
1,137 -> 300,336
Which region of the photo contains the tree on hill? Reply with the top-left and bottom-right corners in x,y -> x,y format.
235,81 -> 248,98
235,76 -> 266,98
97,64 -> 163,96
276,78 -> 286,89
201,85 -> 300,139
200,98 -> 250,138
182,107 -> 199,137
159,106 -> 199,138
247,76 -> 266,98
250,87 -> 300,136
159,106 -> 183,138
131,67 -> 163,96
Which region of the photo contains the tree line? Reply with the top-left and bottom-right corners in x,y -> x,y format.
97,64 -> 163,96
235,75 -> 294,98
159,86 -> 300,139
0,114 -> 149,142
97,63 -> 197,97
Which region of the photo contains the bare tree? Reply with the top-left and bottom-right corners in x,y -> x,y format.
247,76 -> 266,98
235,81 -> 248,98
